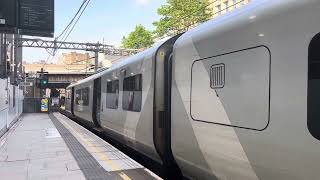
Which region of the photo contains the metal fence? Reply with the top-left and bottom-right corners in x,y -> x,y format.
23,98 -> 46,113
23,97 -> 63,113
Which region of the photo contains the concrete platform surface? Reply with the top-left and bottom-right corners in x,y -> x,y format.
0,113 -> 161,180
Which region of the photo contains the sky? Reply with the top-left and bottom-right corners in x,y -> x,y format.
23,0 -> 166,63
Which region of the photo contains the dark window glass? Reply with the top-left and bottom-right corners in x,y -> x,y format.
12,86 -> 15,107
106,80 -> 119,109
75,89 -> 81,105
75,88 -> 90,106
82,87 -> 90,106
308,33 -> 320,140
66,90 -> 71,99
122,74 -> 142,112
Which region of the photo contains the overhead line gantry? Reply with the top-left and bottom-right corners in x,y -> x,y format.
15,38 -> 139,73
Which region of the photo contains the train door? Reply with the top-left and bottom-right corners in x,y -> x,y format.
93,78 -> 102,127
71,87 -> 75,115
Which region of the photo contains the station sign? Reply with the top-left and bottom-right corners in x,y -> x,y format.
0,0 -> 54,37
0,0 -> 17,33
41,98 -> 49,112
20,82 -> 33,87
18,0 -> 54,37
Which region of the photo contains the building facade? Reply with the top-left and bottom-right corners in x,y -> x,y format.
57,52 -> 91,65
208,0 -> 251,18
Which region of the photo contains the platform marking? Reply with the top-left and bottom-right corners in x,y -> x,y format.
54,113 -> 162,180
59,118 -> 122,172
119,172 -> 132,180
57,116 -> 136,180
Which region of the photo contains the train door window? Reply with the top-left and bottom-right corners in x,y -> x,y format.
66,90 -> 70,99
308,33 -> 320,140
82,87 -> 90,106
122,74 -> 142,112
75,89 -> 81,105
106,80 -> 119,109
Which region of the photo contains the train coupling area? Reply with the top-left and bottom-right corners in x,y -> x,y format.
0,113 -> 161,180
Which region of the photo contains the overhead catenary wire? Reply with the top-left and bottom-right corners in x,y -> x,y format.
44,0 -> 89,59
61,0 -> 91,42
43,0 -> 92,68
56,0 -> 89,40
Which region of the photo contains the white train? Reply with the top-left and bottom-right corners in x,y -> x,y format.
64,1 -> 320,179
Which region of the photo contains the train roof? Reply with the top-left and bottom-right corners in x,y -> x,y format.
67,39 -> 168,89
175,0 -> 315,47
68,0 -> 315,89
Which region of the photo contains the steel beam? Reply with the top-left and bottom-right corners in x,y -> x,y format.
15,38 -> 139,56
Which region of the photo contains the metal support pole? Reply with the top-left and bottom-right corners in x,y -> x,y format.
0,33 -> 7,79
0,33 -> 3,76
13,34 -> 18,85
94,51 -> 98,74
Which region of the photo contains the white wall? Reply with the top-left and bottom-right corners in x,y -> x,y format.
0,78 -> 23,137
0,79 -> 8,133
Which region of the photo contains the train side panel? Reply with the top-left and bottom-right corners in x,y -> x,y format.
172,1 -> 320,180
99,49 -> 161,163
73,81 -> 94,123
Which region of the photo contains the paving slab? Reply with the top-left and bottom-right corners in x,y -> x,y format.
0,113 -> 162,180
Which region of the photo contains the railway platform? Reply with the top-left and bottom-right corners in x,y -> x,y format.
0,113 -> 161,180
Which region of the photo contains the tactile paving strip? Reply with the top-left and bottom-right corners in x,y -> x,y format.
49,114 -> 119,180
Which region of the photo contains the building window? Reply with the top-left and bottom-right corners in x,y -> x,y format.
75,87 -> 90,106
122,74 -> 142,112
216,5 -> 221,15
224,1 -> 229,12
106,80 -> 119,109
233,0 -> 237,8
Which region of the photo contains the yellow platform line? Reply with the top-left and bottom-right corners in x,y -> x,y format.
119,172 -> 132,180
58,117 -> 132,180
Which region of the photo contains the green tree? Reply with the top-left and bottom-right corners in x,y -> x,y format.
122,25 -> 154,49
153,0 -> 211,38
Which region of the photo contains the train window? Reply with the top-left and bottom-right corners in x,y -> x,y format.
308,33 -> 320,140
106,80 -> 119,109
82,88 -> 90,106
122,74 -> 142,112
75,88 -> 90,106
66,90 -> 69,99
75,89 -> 81,105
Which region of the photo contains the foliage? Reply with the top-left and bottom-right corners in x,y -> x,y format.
153,0 -> 211,38
121,25 -> 154,49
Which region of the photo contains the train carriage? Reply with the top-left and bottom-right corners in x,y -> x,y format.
171,0 -> 320,179
65,36 -> 182,177
65,0 -> 320,179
